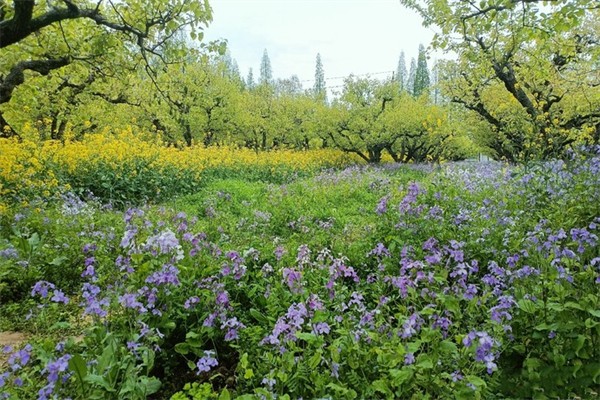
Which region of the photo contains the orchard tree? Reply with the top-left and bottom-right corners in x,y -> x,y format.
235,83 -> 276,150
400,0 -> 600,160
0,0 -> 214,137
381,95 -> 471,162
148,57 -> 240,147
319,76 -> 397,163
276,75 -> 303,97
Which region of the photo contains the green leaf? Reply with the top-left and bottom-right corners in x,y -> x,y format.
174,343 -> 190,355
27,233 -> 40,250
389,368 -> 413,386
296,332 -> 317,342
68,354 -> 88,395
585,318 -> 599,328
250,308 -> 269,323
574,335 -> 586,357
308,351 -> 322,369
587,309 -> 600,318
371,379 -> 391,395
140,376 -> 161,394
518,299 -> 538,314
524,357 -> 541,371
218,389 -> 231,400
564,301 -> 584,311
439,340 -> 458,354
416,358 -> 434,369
466,375 -> 486,389
142,348 -> 155,371
49,256 -> 68,266
50,321 -> 71,330
85,374 -> 115,391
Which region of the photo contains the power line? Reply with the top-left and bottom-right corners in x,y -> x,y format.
299,70 -> 395,83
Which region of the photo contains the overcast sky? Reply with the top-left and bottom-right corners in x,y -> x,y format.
203,0 -> 440,91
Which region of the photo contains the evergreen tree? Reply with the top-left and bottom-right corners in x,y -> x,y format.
220,50 -> 241,82
313,53 -> 326,101
413,44 -> 430,97
230,59 -> 241,81
246,68 -> 255,89
430,59 -> 441,104
259,49 -> 273,85
396,51 -> 407,91
407,57 -> 417,96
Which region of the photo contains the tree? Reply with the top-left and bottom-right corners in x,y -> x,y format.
380,94 -> 463,163
406,58 -> 416,96
259,49 -> 273,85
318,76 -> 397,163
0,0 -> 214,136
413,44 -> 430,97
313,53 -> 326,101
246,68 -> 255,90
400,0 -> 600,160
430,59 -> 441,104
276,75 -> 303,97
220,50 -> 242,83
396,51 -> 408,92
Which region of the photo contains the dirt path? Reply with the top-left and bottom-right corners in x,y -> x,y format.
0,331 -> 28,368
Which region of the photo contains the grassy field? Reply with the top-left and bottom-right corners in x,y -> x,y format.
0,145 -> 599,399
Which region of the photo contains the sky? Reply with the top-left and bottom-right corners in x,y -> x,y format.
202,0 -> 441,92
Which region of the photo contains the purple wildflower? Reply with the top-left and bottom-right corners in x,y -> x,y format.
50,290 -> 69,304
274,245 -> 287,261
196,350 -> 218,373
375,195 -> 390,215
282,268 -> 303,294
44,354 -> 72,383
400,312 -> 424,339
31,281 -> 55,298
313,322 -> 330,335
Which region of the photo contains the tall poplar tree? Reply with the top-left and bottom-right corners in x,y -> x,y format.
396,51 -> 407,91
430,59 -> 441,104
246,68 -> 255,89
407,58 -> 417,96
413,44 -> 430,97
313,53 -> 326,101
259,49 -> 273,85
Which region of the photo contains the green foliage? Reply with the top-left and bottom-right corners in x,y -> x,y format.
401,0 -> 600,160
413,44 -> 430,97
0,0 -> 216,136
259,49 -> 274,86
318,77 -> 474,163
396,51 -> 408,93
1,150 -> 599,398
313,53 -> 327,101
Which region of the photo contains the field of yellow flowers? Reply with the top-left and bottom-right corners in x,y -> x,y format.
0,129 -> 360,214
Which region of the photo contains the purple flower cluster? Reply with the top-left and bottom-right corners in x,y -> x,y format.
196,350 -> 218,373
463,331 -> 498,374
282,268 -> 303,294
260,302 -> 309,349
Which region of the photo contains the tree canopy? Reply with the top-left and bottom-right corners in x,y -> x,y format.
0,0 -> 215,135
400,0 -> 600,160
